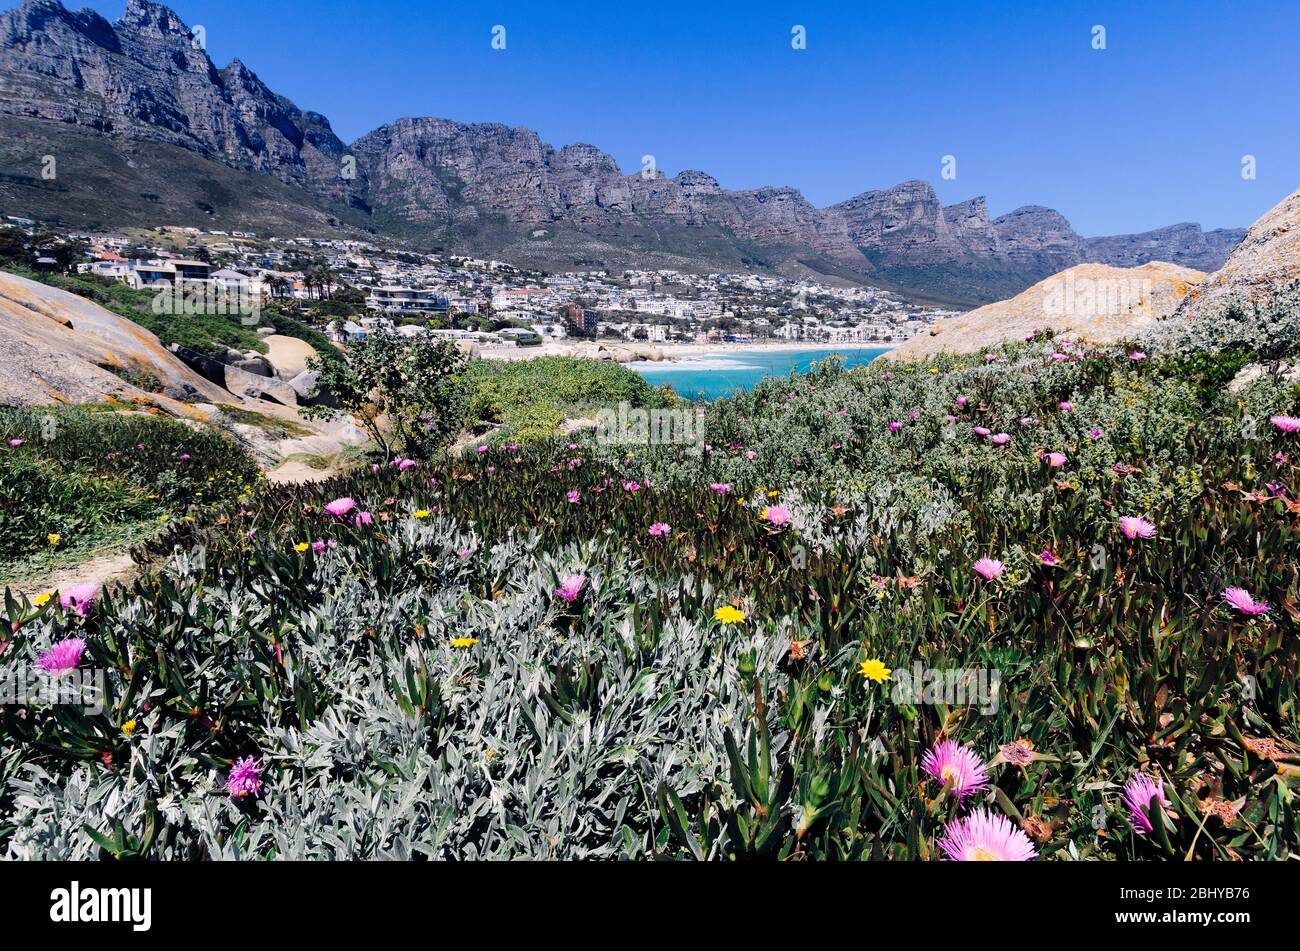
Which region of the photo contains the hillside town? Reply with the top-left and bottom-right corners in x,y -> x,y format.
7,219 -> 955,351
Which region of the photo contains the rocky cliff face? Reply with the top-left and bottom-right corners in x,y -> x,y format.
0,0 -> 362,202
0,0 -> 1247,304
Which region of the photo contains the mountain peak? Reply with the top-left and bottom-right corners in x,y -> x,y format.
120,0 -> 188,37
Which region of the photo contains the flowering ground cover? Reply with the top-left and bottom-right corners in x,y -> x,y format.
0,406 -> 261,571
1,292 -> 1298,860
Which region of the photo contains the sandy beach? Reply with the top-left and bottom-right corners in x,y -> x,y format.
478,339 -> 895,362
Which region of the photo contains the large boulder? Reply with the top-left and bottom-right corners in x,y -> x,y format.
886,261 -> 1203,360
0,270 -> 229,410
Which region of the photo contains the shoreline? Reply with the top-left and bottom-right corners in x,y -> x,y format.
478,339 -> 896,362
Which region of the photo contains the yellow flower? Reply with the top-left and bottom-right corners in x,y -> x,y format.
766,490 -> 780,498
32,591 -> 54,607
294,542 -> 310,553
121,719 -> 138,736
928,367 -> 939,374
713,605 -> 747,625
47,533 -> 60,546
450,636 -> 479,648
413,509 -> 430,519
858,658 -> 892,683
159,514 -> 169,522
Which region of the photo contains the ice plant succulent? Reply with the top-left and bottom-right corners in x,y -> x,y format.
763,505 -> 792,527
59,583 -> 99,617
324,496 -> 356,518
1271,415 -> 1300,434
938,809 -> 1037,861
1122,773 -> 1169,835
922,740 -> 990,802
972,557 -> 1005,580
1222,586 -> 1271,616
648,522 -> 672,537
225,756 -> 264,799
1119,515 -> 1157,539
35,637 -> 86,677
554,574 -> 586,604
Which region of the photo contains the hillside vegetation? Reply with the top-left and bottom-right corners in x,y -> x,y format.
1,286 -> 1298,860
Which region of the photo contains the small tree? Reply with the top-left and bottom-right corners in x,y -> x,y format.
303,328 -> 466,459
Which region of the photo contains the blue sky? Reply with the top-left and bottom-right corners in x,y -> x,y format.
81,0 -> 1298,235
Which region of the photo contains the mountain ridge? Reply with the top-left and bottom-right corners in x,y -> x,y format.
0,0 -> 1247,304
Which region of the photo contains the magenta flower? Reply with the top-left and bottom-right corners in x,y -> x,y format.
764,505 -> 792,527
324,496 -> 356,518
990,433 -> 1011,446
938,809 -> 1037,861
1046,452 -> 1067,468
649,522 -> 672,537
35,637 -> 86,677
921,740 -> 990,802
476,445 -> 489,454
179,453 -> 191,462
1059,401 -> 1073,412
972,426 -> 991,437
8,438 -> 23,447
1089,427 -> 1103,439
354,511 -> 373,527
311,539 -> 337,555
1129,351 -> 1147,362
1038,549 -> 1060,567
956,396 -> 968,408
554,574 -> 586,604
1122,773 -> 1168,835
59,583 -> 100,617
888,421 -> 903,432
225,756 -> 264,799
566,490 -> 581,503
1271,415 -> 1300,434
1119,515 -> 1157,540
1050,352 -> 1068,362
396,458 -> 417,471
972,557 -> 1005,580
1222,586 -> 1271,616
709,482 -> 732,495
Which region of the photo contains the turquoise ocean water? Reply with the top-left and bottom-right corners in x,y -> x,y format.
628,346 -> 891,400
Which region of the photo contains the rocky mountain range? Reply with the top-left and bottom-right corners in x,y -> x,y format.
0,0 -> 1247,305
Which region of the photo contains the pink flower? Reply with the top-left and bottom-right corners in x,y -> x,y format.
1122,773 -> 1168,835
1119,516 -> 1157,540
566,490 -> 581,503
397,459 -> 417,471
1059,401 -> 1073,412
1038,549 -> 1060,567
990,433 -> 1010,446
311,539 -> 337,555
1050,352 -> 1069,362
938,809 -> 1037,861
370,464 -> 381,473
956,396 -> 968,408
1271,415 -> 1300,434
59,583 -> 100,617
554,574 -> 586,604
354,511 -> 373,527
35,637 -> 86,677
225,756 -> 264,799
709,482 -> 731,494
324,497 -> 356,518
972,557 -> 1005,580
649,522 -> 672,537
8,438 -> 23,447
972,426 -> 991,437
922,740 -> 989,802
1089,427 -> 1103,439
1129,351 -> 1147,362
745,450 -> 757,461
1222,586 -> 1271,616
179,453 -> 191,461
476,445 -> 489,454
1046,452 -> 1067,468
888,421 -> 903,432
764,505 -> 792,527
